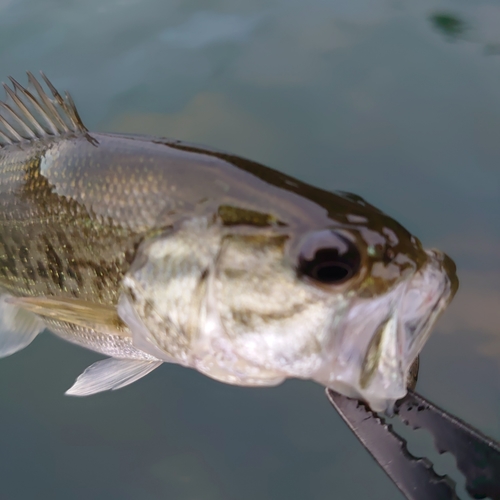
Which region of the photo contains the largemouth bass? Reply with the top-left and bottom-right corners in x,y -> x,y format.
0,73 -> 458,411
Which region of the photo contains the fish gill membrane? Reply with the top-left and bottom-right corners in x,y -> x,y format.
0,73 -> 458,412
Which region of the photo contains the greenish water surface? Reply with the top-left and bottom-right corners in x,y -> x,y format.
0,1 -> 499,499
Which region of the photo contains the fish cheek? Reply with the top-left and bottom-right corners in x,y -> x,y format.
119,220 -> 221,364
214,234 -> 292,336
214,234 -> 330,377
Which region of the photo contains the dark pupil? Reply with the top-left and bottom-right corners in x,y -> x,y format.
298,233 -> 360,285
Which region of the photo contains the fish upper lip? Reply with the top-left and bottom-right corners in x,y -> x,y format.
398,249 -> 458,365
440,251 -> 459,300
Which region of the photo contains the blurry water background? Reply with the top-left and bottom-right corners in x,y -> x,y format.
0,0 -> 499,499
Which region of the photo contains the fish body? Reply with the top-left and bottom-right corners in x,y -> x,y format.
0,74 -> 458,410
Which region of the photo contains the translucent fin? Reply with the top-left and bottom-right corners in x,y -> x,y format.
0,72 -> 87,147
0,294 -> 45,358
10,296 -> 127,336
65,358 -> 162,396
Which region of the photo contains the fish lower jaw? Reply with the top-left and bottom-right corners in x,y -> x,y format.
313,373 -> 407,412
327,382 -> 389,413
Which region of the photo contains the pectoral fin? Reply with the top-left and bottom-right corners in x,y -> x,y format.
10,296 -> 126,336
66,358 -> 162,396
0,294 -> 45,357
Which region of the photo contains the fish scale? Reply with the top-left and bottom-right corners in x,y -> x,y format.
0,151 -> 140,304
0,73 -> 457,408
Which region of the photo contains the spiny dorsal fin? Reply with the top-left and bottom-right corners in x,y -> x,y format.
0,71 -> 87,148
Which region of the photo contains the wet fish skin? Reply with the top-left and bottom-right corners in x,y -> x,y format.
0,130 -> 423,302
0,74 -> 458,409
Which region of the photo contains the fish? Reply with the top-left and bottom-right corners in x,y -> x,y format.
0,72 -> 458,411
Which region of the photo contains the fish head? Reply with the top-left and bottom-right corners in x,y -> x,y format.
118,198 -> 457,412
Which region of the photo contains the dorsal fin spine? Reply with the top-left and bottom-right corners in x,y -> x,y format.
0,114 -> 22,141
0,129 -> 12,146
0,72 -> 88,148
10,77 -> 58,135
0,100 -> 36,139
65,91 -> 85,132
40,71 -> 87,133
4,81 -> 47,137
27,72 -> 69,134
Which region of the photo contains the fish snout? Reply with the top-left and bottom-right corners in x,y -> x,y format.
316,249 -> 458,412
398,249 -> 458,368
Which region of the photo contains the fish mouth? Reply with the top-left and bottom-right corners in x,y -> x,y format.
397,250 -> 458,370
315,249 -> 458,412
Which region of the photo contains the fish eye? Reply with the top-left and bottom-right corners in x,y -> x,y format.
297,230 -> 361,285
